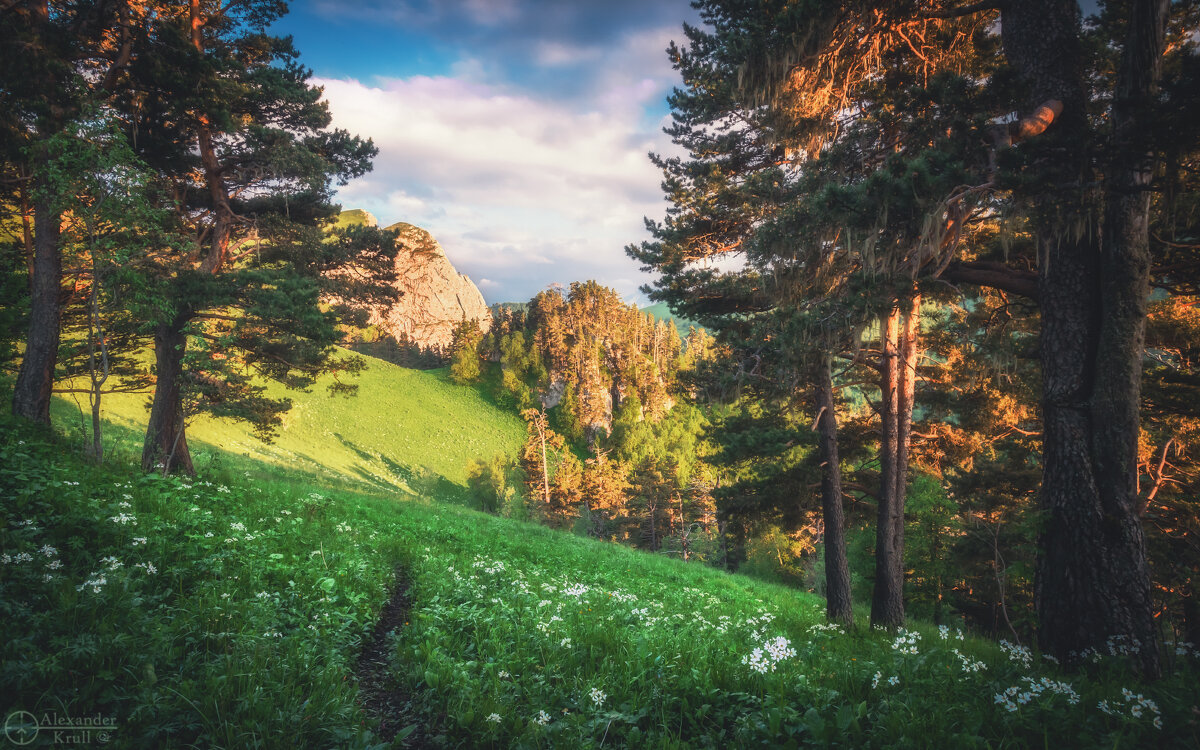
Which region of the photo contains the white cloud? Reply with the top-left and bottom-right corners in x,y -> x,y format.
316,25 -> 685,304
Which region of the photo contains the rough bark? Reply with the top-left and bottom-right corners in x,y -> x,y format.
816,353 -> 854,626
1001,0 -> 1163,677
871,304 -> 904,628
12,168 -> 62,425
1086,0 -> 1167,678
142,321 -> 194,475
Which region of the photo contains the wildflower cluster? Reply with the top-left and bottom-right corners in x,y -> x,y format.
77,573 -> 107,593
1105,634 -> 1142,657
994,676 -> 1080,712
1099,688 -> 1163,729
742,636 -> 796,674
950,648 -> 987,673
808,622 -> 845,635
472,556 -> 507,574
891,628 -> 921,655
563,582 -> 589,597
998,639 -> 1033,667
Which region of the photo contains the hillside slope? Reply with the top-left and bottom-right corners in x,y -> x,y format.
51,353 -> 525,495
2,415 -> 1193,748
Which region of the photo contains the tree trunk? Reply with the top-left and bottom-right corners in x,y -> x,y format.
893,291 -> 920,594
87,262 -> 110,462
1085,0 -> 1165,678
12,169 -> 62,425
142,321 -> 194,475
190,0 -> 234,275
1002,0 -> 1164,677
538,410 -> 551,504
871,304 -> 904,628
816,353 -> 854,626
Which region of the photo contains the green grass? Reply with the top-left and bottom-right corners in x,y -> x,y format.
51,356 -> 526,497
3,359 -> 1198,748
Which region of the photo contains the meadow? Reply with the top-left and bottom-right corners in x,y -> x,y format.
49,357 -> 526,495
1,363 -> 1197,748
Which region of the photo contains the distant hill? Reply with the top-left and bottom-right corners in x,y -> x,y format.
642,301 -> 703,335
490,301 -> 529,316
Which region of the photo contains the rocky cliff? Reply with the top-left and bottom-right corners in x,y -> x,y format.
342,210 -> 492,354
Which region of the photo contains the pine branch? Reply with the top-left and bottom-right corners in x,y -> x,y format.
919,1 -> 1002,20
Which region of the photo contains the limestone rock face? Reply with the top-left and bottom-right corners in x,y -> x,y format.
370,221 -> 492,353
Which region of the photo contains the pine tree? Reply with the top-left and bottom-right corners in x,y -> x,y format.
109,1 -> 399,474
636,0 -> 1195,672
449,320 -> 484,384
2,1 -> 143,424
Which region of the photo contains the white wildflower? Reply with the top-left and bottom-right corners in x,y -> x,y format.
77,574 -> 106,593
999,639 -> 1033,668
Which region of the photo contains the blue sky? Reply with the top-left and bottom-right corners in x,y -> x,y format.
273,0 -> 700,304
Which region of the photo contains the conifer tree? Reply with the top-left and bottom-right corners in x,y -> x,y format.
2,0 -> 143,424
449,320 -> 484,384
109,1 -> 399,474
636,0 -> 1195,672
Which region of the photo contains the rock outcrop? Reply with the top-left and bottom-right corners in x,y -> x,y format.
344,211 -> 492,354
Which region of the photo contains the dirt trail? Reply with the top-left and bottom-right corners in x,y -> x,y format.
354,570 -> 428,747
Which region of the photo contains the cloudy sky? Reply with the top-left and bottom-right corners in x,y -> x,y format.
274,0 -> 700,305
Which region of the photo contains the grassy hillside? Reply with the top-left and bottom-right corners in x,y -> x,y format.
4,350 -> 1195,748
50,354 -> 525,496
1,416 -> 1195,748
332,208 -> 378,228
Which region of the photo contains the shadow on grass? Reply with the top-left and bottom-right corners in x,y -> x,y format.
332,431 -> 469,505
